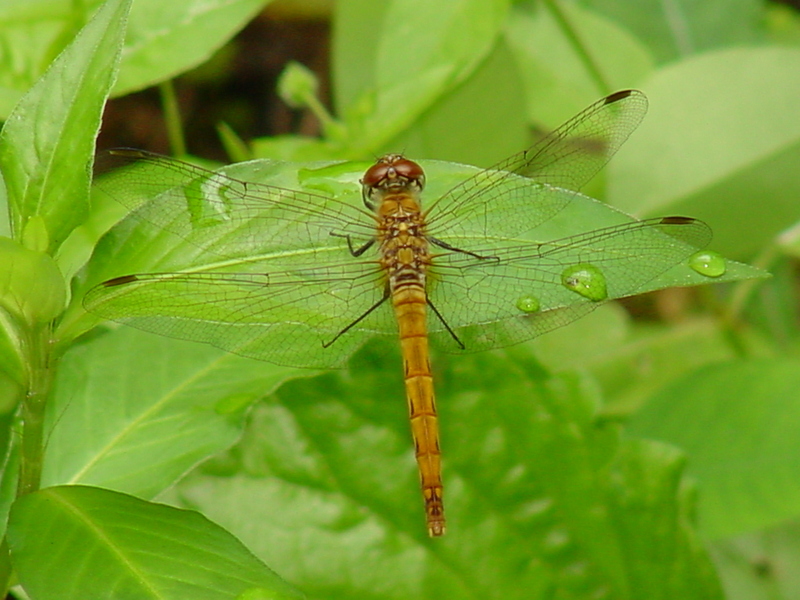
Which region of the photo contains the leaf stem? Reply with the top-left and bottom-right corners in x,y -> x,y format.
0,536 -> 12,597
543,0 -> 611,95
159,80 -> 187,157
18,323 -> 56,496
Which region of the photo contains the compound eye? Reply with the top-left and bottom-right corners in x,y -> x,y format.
391,158 -> 425,185
361,162 -> 390,188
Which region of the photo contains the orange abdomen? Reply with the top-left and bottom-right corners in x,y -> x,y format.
392,282 -> 445,536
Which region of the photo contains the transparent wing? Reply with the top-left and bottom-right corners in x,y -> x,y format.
426,216 -> 711,353
425,90 -> 648,241
84,259 -> 397,369
87,151 -> 397,368
94,149 -> 376,262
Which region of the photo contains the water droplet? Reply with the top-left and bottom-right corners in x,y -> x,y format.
516,295 -> 540,313
561,264 -> 607,301
689,250 -> 726,277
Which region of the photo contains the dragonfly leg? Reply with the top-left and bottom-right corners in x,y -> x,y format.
426,298 -> 465,350
322,285 -> 390,348
429,236 -> 498,261
330,232 -> 375,257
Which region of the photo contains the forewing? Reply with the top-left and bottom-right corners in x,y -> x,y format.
425,90 -> 648,240
84,259 -> 396,369
94,150 -> 375,262
427,216 -> 711,353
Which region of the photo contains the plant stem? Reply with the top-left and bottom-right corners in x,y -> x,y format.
0,535 -> 12,596
159,80 -> 187,157
18,323 -> 56,496
543,0 -> 611,95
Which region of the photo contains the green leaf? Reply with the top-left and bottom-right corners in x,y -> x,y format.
334,0 -> 511,154
505,2 -> 654,125
113,0 -> 273,95
172,342 -> 722,599
0,0 -> 89,118
76,153 -> 761,371
42,326 -> 304,497
0,0 -> 271,117
7,485 -> 305,600
0,0 -> 132,253
609,47 -> 800,259
591,318 -> 749,414
584,0 -> 765,63
386,38 -> 529,168
330,0 -> 380,122
629,358 -> 800,539
0,236 -> 66,324
607,438 -> 724,598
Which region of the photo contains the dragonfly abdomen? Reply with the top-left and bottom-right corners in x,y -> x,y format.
391,280 -> 445,537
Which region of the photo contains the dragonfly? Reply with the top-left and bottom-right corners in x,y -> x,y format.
84,89 -> 712,537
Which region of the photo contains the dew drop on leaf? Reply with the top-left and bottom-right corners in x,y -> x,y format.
689,250 -> 726,278
561,264 -> 608,301
516,295 -> 540,313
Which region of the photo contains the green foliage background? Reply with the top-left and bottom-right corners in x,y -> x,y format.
0,0 -> 799,599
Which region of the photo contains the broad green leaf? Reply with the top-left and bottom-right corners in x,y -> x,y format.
609,47 -> 800,258
583,0 -> 765,63
114,0 -> 272,95
607,438 -> 724,598
171,342 -> 722,599
42,326 -> 303,497
0,0 -> 87,118
331,0 -> 383,118
629,358 -> 800,539
334,0 -> 511,154
386,38 -> 529,169
250,135 -> 342,162
7,485 -> 304,600
77,152 -> 760,370
505,2 -> 654,126
0,0 -> 131,253
591,318 -> 752,414
0,0 -> 271,118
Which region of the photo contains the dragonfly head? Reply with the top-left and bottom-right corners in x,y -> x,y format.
361,154 -> 426,209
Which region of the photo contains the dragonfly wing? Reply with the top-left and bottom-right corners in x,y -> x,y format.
427,216 -> 711,353
95,150 -> 375,261
425,90 -> 647,240
84,260 -> 395,369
